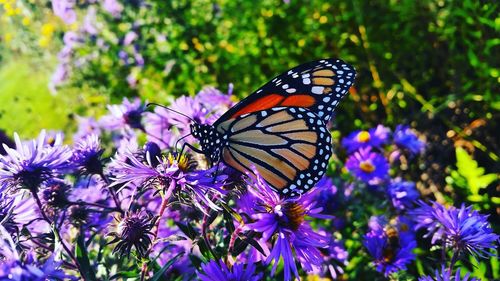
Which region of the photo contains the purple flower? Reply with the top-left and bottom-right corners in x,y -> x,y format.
342,125 -> 391,153
196,85 -> 234,115
245,170 -> 330,281
51,0 -> 76,24
199,260 -> 262,281
83,7 -> 98,35
363,216 -> 416,276
0,131 -> 72,193
312,234 -> 349,279
108,211 -> 156,257
99,97 -> 145,131
49,63 -> 70,93
123,31 -> 138,46
419,266 -> 480,281
0,226 -> 73,280
144,96 -> 209,149
72,134 -> 104,175
73,116 -> 101,142
410,201 -> 499,259
393,125 -> 425,155
345,147 -> 389,185
314,176 -> 339,215
102,0 -> 123,18
109,150 -> 226,213
387,179 -> 419,210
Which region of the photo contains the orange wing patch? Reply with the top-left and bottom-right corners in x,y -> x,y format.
231,94 -> 317,119
231,94 -> 284,118
280,95 -> 315,107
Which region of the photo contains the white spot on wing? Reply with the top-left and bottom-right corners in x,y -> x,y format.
312,86 -> 324,95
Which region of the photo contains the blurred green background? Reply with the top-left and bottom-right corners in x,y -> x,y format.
1,0 -> 499,279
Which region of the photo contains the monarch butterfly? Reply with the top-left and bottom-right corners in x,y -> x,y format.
187,59 -> 356,197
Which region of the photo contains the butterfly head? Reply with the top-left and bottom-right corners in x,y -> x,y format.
190,123 -> 225,164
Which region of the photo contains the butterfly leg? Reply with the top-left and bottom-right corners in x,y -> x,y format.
212,160 -> 221,184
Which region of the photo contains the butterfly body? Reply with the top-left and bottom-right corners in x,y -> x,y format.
190,58 -> 356,197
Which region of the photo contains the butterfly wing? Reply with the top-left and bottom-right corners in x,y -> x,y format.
216,107 -> 332,196
214,58 -> 356,126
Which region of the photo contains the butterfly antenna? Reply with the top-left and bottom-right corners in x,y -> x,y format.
175,133 -> 192,152
146,103 -> 197,123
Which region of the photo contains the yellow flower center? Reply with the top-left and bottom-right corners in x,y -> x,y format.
357,131 -> 371,143
359,160 -> 375,173
167,153 -> 190,172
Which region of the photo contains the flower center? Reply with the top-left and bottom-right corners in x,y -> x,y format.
359,160 -> 375,173
277,202 -> 306,231
357,131 -> 371,143
14,166 -> 51,191
124,110 -> 143,129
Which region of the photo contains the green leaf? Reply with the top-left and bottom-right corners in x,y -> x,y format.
174,222 -> 197,240
75,233 -> 97,281
455,147 -> 498,195
149,252 -> 184,281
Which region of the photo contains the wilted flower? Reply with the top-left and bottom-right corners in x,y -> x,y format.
72,134 -> 104,175
108,211 -> 156,258
386,179 -> 419,210
410,201 -> 498,259
393,125 -> 424,156
419,266 -> 479,281
342,125 -> 390,153
199,260 -> 263,281
41,179 -> 70,211
345,147 -> 389,185
363,216 -> 416,276
245,170 -> 330,281
0,131 -> 72,193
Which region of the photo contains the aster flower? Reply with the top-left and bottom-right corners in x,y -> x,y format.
387,179 -> 419,210
393,125 -> 425,156
314,176 -> 339,215
51,0 -> 76,24
72,134 -> 104,175
419,266 -> 479,281
199,259 -> 263,281
245,170 -> 330,281
108,211 -> 156,258
345,147 -> 389,185
363,216 -> 416,276
312,234 -> 349,279
342,125 -> 391,153
196,85 -> 234,115
109,149 -> 226,213
73,116 -> 101,142
410,201 -> 499,259
0,225 -> 72,280
102,0 -> 123,18
99,97 -> 146,131
0,131 -> 72,193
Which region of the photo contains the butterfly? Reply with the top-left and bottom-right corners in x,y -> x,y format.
189,58 -> 356,197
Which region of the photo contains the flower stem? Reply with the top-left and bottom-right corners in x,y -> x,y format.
140,192 -> 170,281
31,191 -> 86,280
99,172 -> 123,214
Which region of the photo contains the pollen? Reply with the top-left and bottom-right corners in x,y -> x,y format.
357,131 -> 371,143
359,160 -> 375,173
282,202 -> 306,231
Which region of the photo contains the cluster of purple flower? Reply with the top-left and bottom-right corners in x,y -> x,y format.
340,125 -> 497,278
0,87 -> 497,280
